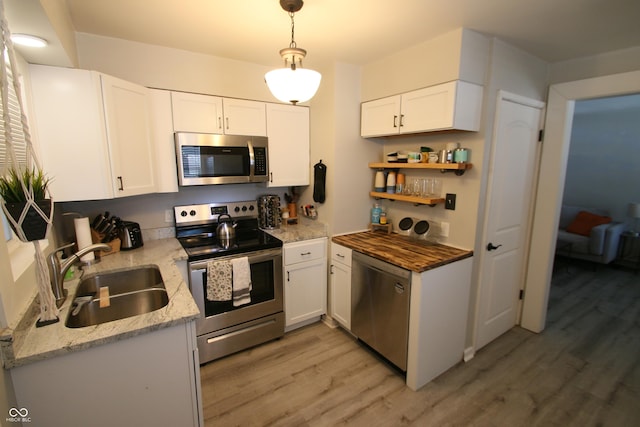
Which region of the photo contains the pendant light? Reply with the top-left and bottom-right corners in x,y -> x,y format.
265,0 -> 321,105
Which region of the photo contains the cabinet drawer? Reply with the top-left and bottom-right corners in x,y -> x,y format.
284,238 -> 326,265
331,242 -> 352,268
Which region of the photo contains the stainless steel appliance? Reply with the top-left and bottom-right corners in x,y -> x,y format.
175,132 -> 269,186
174,200 -> 284,364
118,221 -> 144,249
395,217 -> 430,240
351,251 -> 411,371
257,194 -> 281,229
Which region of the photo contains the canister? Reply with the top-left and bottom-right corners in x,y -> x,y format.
454,148 -> 469,163
374,170 -> 385,192
439,149 -> 453,163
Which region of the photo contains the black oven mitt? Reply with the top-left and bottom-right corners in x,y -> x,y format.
313,160 -> 326,203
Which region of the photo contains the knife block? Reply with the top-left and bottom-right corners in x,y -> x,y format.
90,229 -> 121,256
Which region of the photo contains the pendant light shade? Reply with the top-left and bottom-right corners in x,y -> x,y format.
265,0 -> 321,104
265,66 -> 321,104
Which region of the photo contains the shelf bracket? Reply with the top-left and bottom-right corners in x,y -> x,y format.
440,168 -> 466,176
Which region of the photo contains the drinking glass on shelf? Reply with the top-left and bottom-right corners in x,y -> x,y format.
432,179 -> 442,197
422,178 -> 433,198
412,178 -> 421,197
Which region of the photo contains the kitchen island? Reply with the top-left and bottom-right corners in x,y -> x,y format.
332,231 -> 473,391
2,238 -> 203,426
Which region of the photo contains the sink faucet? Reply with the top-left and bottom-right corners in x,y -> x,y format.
48,243 -> 111,308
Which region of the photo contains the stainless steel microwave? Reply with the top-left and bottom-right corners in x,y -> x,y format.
175,132 -> 269,186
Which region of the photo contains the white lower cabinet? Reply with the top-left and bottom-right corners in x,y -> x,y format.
11,322 -> 203,427
283,237 -> 327,330
330,242 -> 352,330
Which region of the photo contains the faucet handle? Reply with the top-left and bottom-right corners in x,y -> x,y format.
53,242 -> 76,253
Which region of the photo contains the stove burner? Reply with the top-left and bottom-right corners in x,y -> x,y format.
174,200 -> 282,261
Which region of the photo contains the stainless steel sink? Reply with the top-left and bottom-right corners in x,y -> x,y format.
65,265 -> 169,328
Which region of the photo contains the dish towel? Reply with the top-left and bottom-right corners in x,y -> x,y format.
206,260 -> 232,301
232,257 -> 252,307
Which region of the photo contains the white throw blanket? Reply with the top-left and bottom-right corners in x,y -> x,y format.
232,257 -> 252,307
206,260 -> 232,301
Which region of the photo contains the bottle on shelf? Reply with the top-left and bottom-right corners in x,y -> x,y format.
371,203 -> 381,224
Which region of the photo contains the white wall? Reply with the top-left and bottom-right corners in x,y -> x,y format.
549,46 -> 640,85
563,94 -> 640,221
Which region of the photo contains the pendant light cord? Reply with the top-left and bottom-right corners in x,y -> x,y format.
289,11 -> 297,48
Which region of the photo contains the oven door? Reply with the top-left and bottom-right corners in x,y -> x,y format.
188,247 -> 283,336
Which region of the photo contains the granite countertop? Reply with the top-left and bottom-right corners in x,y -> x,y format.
332,231 -> 473,273
263,217 -> 328,243
2,238 -> 200,369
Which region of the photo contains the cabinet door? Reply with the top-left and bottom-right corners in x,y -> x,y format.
401,81 -> 482,134
330,260 -> 351,329
148,89 -> 179,193
28,65 -> 114,201
101,74 -> 156,197
285,257 -> 327,327
171,91 -> 224,134
360,95 -> 401,137
222,98 -> 267,136
330,243 -> 352,329
266,103 -> 310,187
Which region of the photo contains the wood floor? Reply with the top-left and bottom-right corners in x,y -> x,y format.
200,260 -> 640,426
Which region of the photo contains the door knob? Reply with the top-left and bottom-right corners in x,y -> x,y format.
487,242 -> 502,251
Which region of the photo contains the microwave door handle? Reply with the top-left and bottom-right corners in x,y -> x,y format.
247,140 -> 256,177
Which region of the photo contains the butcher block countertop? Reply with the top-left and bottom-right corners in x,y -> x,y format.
332,231 -> 473,273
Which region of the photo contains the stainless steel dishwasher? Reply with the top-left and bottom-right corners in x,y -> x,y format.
351,251 -> 411,371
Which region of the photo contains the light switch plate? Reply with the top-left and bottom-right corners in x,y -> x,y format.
445,193 -> 456,210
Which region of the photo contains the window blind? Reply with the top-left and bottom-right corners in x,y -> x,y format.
0,62 -> 28,172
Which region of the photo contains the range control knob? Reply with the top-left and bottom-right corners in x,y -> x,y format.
190,210 -> 196,216
242,206 -> 247,212
248,205 -> 255,211
234,206 -> 240,213
180,210 -> 188,217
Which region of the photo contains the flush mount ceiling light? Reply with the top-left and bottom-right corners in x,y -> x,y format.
10,34 -> 48,48
264,0 -> 321,105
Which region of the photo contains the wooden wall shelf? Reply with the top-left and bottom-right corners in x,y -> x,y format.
370,191 -> 444,206
369,162 -> 472,175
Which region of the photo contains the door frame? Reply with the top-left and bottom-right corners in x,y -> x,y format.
521,70 -> 640,332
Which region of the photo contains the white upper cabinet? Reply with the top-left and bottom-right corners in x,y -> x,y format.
222,98 -> 267,136
101,74 -> 156,198
361,80 -> 483,137
171,92 -> 266,136
266,103 -> 310,187
171,92 -> 224,134
29,65 -> 156,201
148,89 -> 179,193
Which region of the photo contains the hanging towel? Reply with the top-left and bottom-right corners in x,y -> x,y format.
232,257 -> 252,307
206,260 -> 232,301
313,160 -> 326,203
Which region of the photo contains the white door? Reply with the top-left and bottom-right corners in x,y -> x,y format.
475,91 -> 545,351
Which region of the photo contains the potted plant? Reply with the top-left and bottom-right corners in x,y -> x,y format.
0,166 -> 53,241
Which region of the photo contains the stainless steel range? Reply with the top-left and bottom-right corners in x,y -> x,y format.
175,200 -> 284,364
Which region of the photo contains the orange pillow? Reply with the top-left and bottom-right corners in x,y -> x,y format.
566,211 -> 612,236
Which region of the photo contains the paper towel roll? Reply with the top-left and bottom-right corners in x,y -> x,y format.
74,217 -> 95,262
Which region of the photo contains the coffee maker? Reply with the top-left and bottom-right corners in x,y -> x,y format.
257,195 -> 281,229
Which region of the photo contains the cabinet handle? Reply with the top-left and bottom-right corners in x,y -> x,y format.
270,172 -> 273,183
218,117 -> 222,130
225,117 -> 229,130
300,251 -> 311,256
393,115 -> 398,128
400,114 -> 404,127
287,271 -> 290,282
330,265 -> 334,274
336,253 -> 345,258
117,176 -> 124,191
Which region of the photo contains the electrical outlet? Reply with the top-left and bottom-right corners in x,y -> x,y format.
445,193 -> 456,210
164,209 -> 174,223
440,222 -> 450,237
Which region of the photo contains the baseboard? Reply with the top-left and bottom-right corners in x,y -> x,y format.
463,346 -> 475,362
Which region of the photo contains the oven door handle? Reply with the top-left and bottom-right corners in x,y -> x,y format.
188,247 -> 282,271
